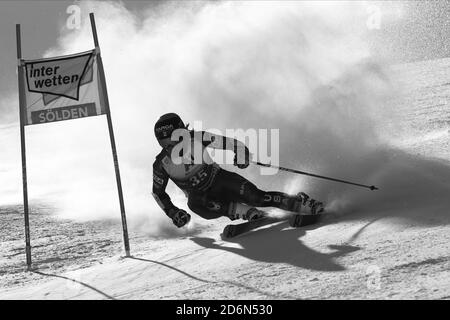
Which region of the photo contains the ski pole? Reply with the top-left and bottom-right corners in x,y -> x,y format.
251,160 -> 379,191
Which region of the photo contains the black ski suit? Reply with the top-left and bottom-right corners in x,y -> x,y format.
152,130 -> 299,220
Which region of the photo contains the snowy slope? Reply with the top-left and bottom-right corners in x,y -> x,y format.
1,57 -> 450,300
0,210 -> 449,299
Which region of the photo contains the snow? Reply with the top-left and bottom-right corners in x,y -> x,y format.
1,209 -> 448,299
2,127 -> 450,300
1,20 -> 450,300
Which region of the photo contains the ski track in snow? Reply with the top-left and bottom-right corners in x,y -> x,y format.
1,58 -> 450,300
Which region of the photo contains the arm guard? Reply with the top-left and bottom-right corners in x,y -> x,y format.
152,157 -> 177,218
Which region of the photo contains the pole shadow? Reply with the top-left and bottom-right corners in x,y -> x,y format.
33,270 -> 116,300
129,257 -> 296,299
344,216 -> 386,244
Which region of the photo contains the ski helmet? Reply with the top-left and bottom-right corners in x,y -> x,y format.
154,113 -> 185,141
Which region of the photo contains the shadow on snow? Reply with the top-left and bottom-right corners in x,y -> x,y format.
191,221 -> 360,272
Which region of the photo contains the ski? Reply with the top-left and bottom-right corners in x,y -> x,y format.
221,213 -> 323,239
288,213 -> 322,228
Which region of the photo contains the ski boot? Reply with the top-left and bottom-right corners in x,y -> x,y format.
297,192 -> 324,215
244,208 -> 266,221
228,203 -> 266,221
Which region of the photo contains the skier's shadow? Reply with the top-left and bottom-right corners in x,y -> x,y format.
191,222 -> 360,272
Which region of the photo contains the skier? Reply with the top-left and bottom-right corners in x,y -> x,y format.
152,113 -> 324,228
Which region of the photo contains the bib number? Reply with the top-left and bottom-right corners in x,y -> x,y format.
189,170 -> 208,187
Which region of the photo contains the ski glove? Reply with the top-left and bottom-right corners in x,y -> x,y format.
170,209 -> 191,228
234,147 -> 250,169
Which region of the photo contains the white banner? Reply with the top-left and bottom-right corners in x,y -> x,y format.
22,49 -> 106,125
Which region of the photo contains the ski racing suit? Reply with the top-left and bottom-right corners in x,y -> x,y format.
152,130 -> 306,221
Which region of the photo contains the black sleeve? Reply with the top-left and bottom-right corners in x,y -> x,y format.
194,130 -> 247,151
152,157 -> 177,219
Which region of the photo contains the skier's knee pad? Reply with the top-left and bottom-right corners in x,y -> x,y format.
188,193 -> 230,219
240,182 -> 266,206
187,199 -> 225,220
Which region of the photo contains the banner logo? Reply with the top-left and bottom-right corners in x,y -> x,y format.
22,50 -> 105,125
